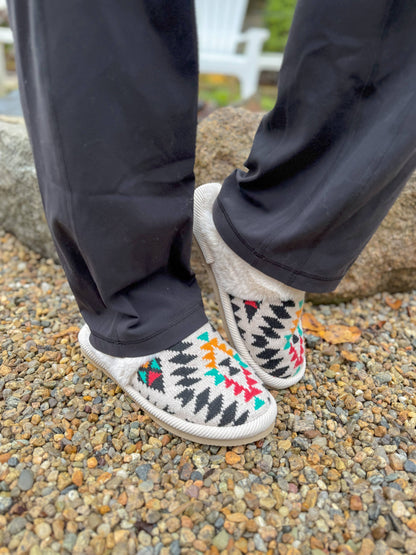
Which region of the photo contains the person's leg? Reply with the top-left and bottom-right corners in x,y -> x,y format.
7,0 -> 206,357
194,0 -> 416,388
7,0 -> 278,444
213,0 -> 416,293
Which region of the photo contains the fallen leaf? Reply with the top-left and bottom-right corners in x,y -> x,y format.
322,325 -> 361,344
302,313 -> 323,334
385,297 -> 402,310
302,313 -> 361,344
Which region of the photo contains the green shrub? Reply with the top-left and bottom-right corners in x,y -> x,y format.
263,0 -> 297,52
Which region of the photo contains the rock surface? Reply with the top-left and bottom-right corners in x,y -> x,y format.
0,116 -> 57,261
193,107 -> 416,302
1,110 -> 415,302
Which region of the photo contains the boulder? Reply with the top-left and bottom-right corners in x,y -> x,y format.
193,107 -> 416,303
1,109 -> 415,303
0,116 -> 57,260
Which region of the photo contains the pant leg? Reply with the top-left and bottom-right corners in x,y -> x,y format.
214,0 -> 416,293
7,0 -> 206,356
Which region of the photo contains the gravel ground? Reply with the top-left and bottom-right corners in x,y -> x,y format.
0,228 -> 416,555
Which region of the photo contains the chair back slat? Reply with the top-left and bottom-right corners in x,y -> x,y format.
195,0 -> 249,53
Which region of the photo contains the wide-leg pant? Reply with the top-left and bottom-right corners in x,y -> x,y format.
7,0 -> 416,356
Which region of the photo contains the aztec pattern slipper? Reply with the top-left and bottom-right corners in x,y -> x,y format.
193,183 -> 306,390
79,322 -> 277,446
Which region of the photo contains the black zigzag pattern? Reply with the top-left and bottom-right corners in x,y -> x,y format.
172,366 -> 199,377
234,409 -> 249,426
230,297 -> 246,339
206,394 -> 224,422
260,357 -> 284,371
252,334 -> 267,349
175,388 -> 194,407
171,365 -> 202,389
257,347 -> 279,360
168,352 -> 197,365
270,303 -> 293,321
219,356 -> 239,376
194,387 -> 210,414
219,401 -> 238,426
269,364 -> 290,378
219,357 -> 231,367
225,294 -> 303,382
168,340 -> 193,352
244,301 -> 261,322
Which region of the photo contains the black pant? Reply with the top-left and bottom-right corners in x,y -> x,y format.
7,1 -> 416,356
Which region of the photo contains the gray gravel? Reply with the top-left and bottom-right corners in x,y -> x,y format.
0,229 -> 415,554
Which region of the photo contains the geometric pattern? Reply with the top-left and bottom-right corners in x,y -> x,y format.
230,296 -> 305,380
131,323 -> 272,428
137,357 -> 165,392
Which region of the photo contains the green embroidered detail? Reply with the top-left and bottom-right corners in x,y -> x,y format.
197,331 -> 209,342
215,374 -> 225,385
233,352 -> 248,368
150,358 -> 160,370
284,334 -> 292,350
204,368 -> 226,385
139,370 -> 147,384
254,397 -> 265,410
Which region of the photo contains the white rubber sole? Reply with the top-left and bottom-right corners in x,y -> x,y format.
193,185 -> 306,390
79,327 -> 277,447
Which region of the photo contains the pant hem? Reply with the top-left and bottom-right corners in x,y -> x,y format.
213,198 -> 343,293
88,302 -> 208,357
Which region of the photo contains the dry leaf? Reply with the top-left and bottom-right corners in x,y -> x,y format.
322,325 -> 362,344
302,313 -> 322,334
302,313 -> 362,344
385,297 -> 402,310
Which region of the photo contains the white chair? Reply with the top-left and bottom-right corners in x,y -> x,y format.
0,0 -> 14,96
195,0 -> 270,99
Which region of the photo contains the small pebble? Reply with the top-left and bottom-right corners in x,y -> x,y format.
404,459 -> 416,473
18,469 -> 34,491
212,529 -> 229,551
135,463 -> 152,481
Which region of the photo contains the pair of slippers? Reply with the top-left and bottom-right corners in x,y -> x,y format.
79,183 -> 305,445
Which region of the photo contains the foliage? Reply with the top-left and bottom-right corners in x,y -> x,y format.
263,0 -> 297,52
260,94 -> 276,112
199,86 -> 240,107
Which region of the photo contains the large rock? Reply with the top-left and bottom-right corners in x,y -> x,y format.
193,107 -> 416,302
0,116 -> 57,260
1,109 -> 415,302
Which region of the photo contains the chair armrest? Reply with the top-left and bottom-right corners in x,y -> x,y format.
0,27 -> 14,44
238,27 -> 271,46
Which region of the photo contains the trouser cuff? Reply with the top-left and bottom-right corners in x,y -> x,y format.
213,198 -> 343,294
88,303 -> 208,357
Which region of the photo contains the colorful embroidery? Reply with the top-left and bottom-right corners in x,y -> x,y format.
137,358 -> 165,392
229,295 -> 305,380
198,330 -> 265,410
